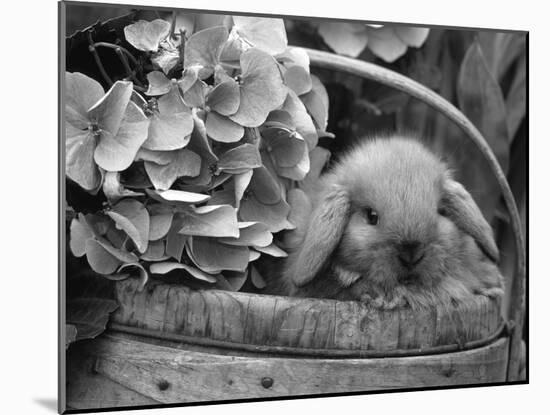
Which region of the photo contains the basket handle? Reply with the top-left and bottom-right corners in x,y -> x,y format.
305,48 -> 526,381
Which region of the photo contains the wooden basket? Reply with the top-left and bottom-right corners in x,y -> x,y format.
66,49 -> 526,410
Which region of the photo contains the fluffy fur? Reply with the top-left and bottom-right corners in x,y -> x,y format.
272,135 -> 504,310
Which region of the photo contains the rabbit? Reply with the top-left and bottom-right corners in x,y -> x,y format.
275,135 -> 504,310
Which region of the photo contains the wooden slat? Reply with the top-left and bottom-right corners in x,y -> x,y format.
111,279 -> 503,352
79,333 -> 508,405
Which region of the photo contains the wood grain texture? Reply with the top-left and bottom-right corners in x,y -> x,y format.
66,333 -> 508,407
112,279 -> 503,353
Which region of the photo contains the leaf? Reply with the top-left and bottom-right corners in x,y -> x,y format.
178,205 -> 239,237
187,236 -> 250,273
102,171 -> 142,203
105,199 -> 150,253
250,265 -> 266,289
147,189 -> 211,204
66,275 -> 118,343
394,27 -> 430,47
207,80 -> 240,116
253,243 -> 288,257
219,221 -> 272,247
66,324 -> 77,348
124,19 -> 171,52
284,65 -> 312,96
282,90 -> 318,150
65,72 -> 104,128
118,262 -> 149,291
505,52 -> 526,138
457,40 -> 510,218
229,48 -> 288,127
145,149 -> 201,190
150,262 -> 217,283
147,204 -> 174,241
70,214 -> 94,257
205,111 -> 244,143
318,22 -> 368,58
366,26 -> 408,63
184,26 -> 229,79
94,100 -> 150,172
143,87 -> 194,151
233,16 -> 287,55
216,143 -> 262,174
301,75 -> 329,131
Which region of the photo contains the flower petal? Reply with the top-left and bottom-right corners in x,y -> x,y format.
184,26 -> 229,79
217,143 -> 261,174
253,243 -> 288,257
178,204 -> 239,238
88,81 -> 133,138
150,261 -> 217,283
234,170 -> 253,209
283,65 -> 312,96
143,88 -> 193,151
147,189 -> 211,204
282,89 -> 318,150
147,203 -> 174,241
233,16 -> 287,55
239,194 -> 290,233
207,79 -> 240,116
70,214 -> 94,257
248,166 -> 281,205
65,72 -> 104,128
229,48 -> 287,127
65,124 -> 101,191
94,101 -> 149,171
105,199 -> 150,254
206,111 -> 244,142
219,221 -> 272,247
145,149 -> 201,190
300,74 -> 330,130
187,236 -> 250,273
124,19 -> 171,52
85,238 -> 122,275
102,171 -> 143,203
140,240 -> 170,262
145,71 -> 173,96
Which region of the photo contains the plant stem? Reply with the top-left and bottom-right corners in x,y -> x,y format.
87,31 -> 113,87
93,42 -> 139,67
115,47 -> 144,87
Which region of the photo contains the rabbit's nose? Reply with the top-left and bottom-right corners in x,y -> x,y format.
397,240 -> 425,268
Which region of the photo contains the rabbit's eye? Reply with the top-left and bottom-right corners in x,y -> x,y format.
364,207 -> 379,225
437,206 -> 447,217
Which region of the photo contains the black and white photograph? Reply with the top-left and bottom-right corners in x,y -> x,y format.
59,0 -> 527,413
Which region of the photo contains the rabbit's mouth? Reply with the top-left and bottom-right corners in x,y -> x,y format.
398,272 -> 421,286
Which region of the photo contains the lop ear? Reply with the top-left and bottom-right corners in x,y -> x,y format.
290,186 -> 350,287
442,178 -> 499,263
